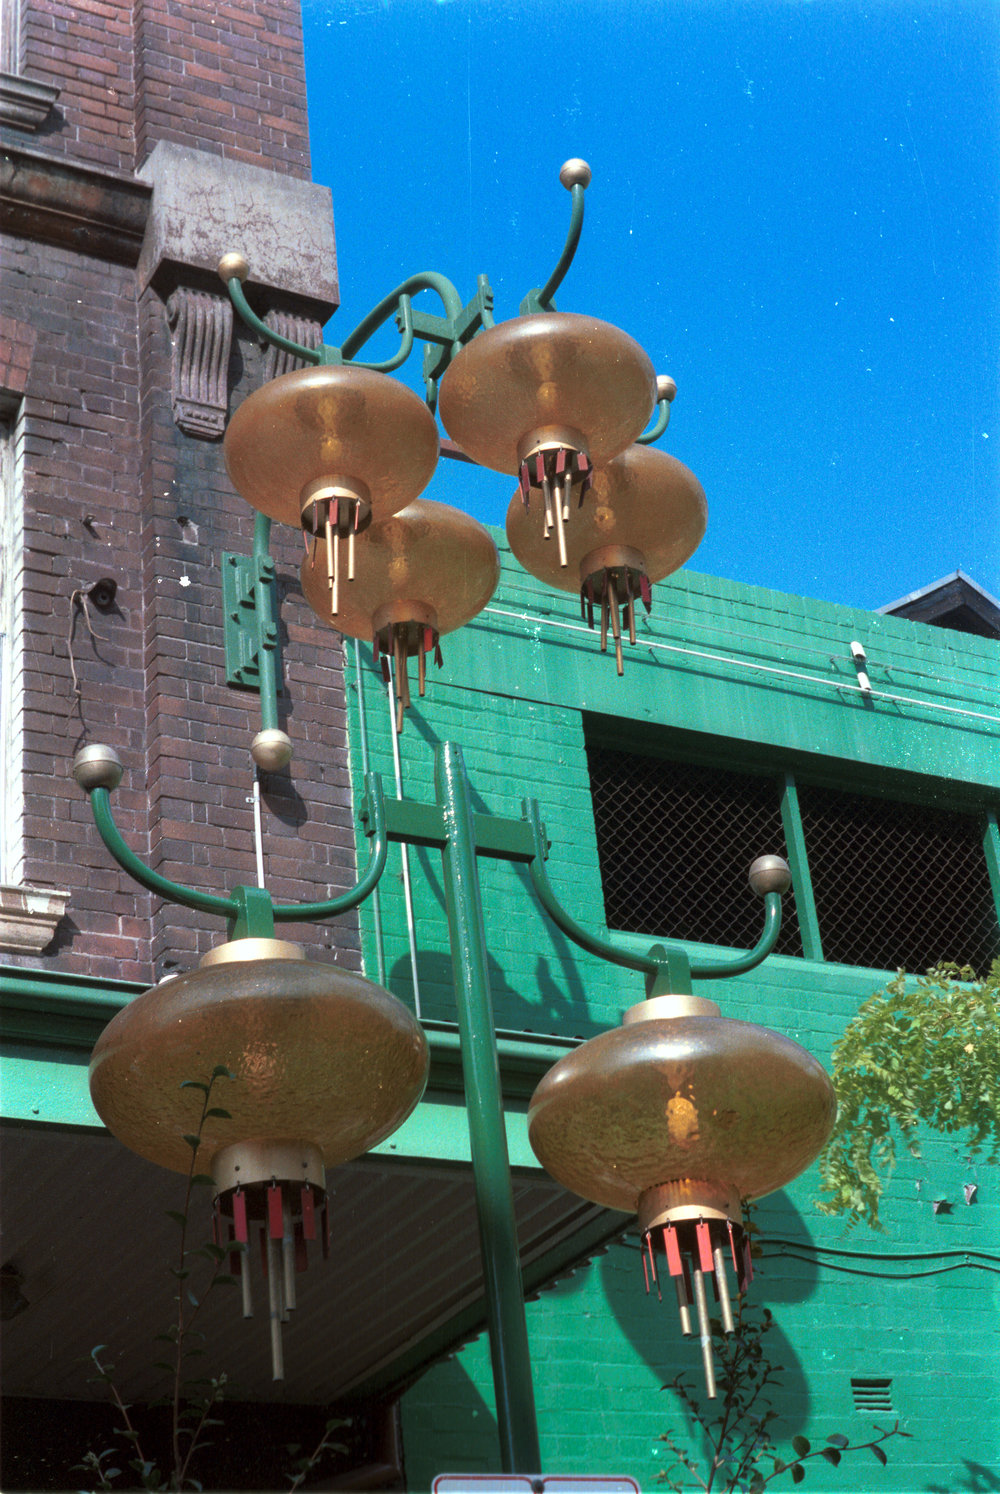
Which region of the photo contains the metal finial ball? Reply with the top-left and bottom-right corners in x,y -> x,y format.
656,374 -> 678,403
251,729 -> 293,772
748,855 -> 792,898
72,744 -> 124,793
218,252 -> 249,284
559,158 -> 592,190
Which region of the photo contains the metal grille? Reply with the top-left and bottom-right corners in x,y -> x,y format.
797,784 -> 1000,975
586,746 -> 803,956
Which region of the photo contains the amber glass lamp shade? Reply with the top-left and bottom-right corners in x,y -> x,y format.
438,313 -> 656,474
507,442 -> 707,673
223,365 -> 440,528
528,995 -> 836,1395
300,499 -> 500,729
90,944 -> 429,1175
89,941 -> 429,1380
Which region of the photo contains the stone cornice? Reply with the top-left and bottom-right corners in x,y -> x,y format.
0,142 -> 150,264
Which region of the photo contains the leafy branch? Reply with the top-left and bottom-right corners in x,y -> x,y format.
657,1299 -> 907,1493
80,1066 -> 237,1492
818,961 -> 1000,1229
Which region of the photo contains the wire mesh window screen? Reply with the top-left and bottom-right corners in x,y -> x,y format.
796,784 -> 1000,974
586,746 -> 803,956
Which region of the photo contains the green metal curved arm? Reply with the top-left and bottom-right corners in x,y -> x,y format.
340,272 -> 465,360
691,895 -> 783,979
224,274 -> 326,366
522,798 -> 785,994
635,394 -> 672,445
271,773 -> 389,922
91,786 -> 237,918
87,772 -> 390,928
521,180 -> 587,315
522,798 -> 659,977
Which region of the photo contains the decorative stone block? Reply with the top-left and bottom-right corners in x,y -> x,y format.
165,286 -> 232,439
0,884 -> 70,954
137,142 -> 338,320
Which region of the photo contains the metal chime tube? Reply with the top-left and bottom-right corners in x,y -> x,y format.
691,1265 -> 717,1399
713,1243 -> 736,1335
267,1232 -> 285,1380
282,1193 -> 296,1312
240,1243 -> 253,1319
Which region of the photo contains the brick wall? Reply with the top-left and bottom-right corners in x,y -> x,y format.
2,0 -> 353,981
13,0 -> 310,175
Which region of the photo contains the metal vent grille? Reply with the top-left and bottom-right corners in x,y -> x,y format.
851,1377 -> 894,1414
796,785 -> 1000,975
586,747 -> 803,956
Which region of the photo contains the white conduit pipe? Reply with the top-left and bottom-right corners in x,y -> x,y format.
252,767 -> 266,889
385,656 -> 423,1021
482,607 -> 1000,728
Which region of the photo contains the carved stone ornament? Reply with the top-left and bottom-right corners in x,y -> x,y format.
0,883 -> 70,954
165,287 -> 233,438
262,310 -> 323,381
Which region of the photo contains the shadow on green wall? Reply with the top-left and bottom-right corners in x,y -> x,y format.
390,944 -> 607,1038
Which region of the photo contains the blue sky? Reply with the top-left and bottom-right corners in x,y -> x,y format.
302,0 -> 1000,612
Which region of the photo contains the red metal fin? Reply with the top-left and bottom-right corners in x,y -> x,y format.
640,574 -> 652,610
300,1183 -> 316,1241
434,642 -> 443,668
330,497 -> 339,528
380,653 -> 391,683
294,1222 -> 308,1274
555,447 -> 567,475
742,1236 -> 754,1286
664,1223 -> 683,1277
641,1240 -> 650,1295
696,1219 -> 714,1274
232,1188 -> 249,1244
535,453 -> 545,485
268,1182 -> 283,1241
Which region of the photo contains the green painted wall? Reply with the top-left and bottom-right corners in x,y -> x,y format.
345,538 -> 1000,1490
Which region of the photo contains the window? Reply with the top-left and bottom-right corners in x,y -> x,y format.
587,734 -> 1000,976
587,746 -> 803,958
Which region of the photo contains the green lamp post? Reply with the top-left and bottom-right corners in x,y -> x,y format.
72,161 -> 835,1474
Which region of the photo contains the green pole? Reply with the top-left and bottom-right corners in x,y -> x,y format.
434,741 -> 542,1474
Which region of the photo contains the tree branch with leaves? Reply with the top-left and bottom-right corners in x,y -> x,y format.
818,960 -> 1000,1229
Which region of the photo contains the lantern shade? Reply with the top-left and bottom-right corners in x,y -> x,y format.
438,313 -> 656,475
223,365 -> 440,526
89,951 -> 429,1175
527,1015 -> 836,1215
299,499 -> 500,641
506,442 -> 707,593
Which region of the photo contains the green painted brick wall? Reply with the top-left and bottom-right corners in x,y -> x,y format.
344,536 -> 1000,1491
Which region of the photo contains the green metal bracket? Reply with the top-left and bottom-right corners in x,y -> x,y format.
222,551 -> 284,694
228,884 -> 277,941
382,795 -> 536,862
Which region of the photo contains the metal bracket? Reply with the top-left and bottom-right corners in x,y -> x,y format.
222,551 -> 283,692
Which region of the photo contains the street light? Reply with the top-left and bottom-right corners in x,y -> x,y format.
72,162 -> 835,1474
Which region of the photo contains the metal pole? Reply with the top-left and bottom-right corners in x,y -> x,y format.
434,741 -> 542,1474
